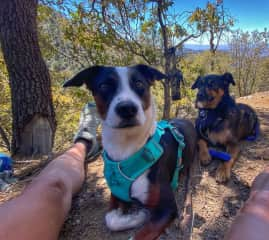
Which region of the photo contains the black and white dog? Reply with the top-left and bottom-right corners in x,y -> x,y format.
64,64 -> 197,240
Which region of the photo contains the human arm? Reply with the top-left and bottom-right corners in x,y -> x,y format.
0,141 -> 87,240
0,102 -> 100,240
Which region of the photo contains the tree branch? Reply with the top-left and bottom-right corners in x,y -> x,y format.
174,33 -> 202,49
100,0 -> 153,64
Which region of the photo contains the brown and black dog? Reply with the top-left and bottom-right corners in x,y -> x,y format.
64,65 -> 197,239
192,72 -> 259,183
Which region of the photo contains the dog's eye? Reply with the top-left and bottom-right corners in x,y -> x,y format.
99,83 -> 110,92
134,80 -> 144,89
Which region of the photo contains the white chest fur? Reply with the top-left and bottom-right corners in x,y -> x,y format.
130,170 -> 150,204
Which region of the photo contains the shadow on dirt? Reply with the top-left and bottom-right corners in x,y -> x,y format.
198,174 -> 250,240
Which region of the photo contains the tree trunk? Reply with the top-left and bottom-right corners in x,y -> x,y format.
157,0 -> 171,119
163,49 -> 172,119
163,78 -> 171,119
210,51 -> 216,72
163,46 -> 182,119
0,0 -> 56,157
209,30 -> 216,71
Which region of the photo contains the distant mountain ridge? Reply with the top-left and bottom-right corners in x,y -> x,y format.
183,44 -> 229,52
183,44 -> 269,56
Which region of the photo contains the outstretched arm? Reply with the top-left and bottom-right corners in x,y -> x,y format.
0,141 -> 87,240
0,103 -> 100,240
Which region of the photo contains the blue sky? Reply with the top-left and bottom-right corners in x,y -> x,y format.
174,0 -> 269,44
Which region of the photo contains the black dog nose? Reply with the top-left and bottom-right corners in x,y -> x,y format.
115,101 -> 138,119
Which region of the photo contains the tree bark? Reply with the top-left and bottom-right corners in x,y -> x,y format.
0,0 -> 56,157
163,78 -> 171,119
0,126 -> 10,152
157,0 -> 171,119
209,30 -> 216,71
157,0 -> 201,119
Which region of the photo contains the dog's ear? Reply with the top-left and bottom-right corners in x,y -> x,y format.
223,72 -> 235,86
191,76 -> 202,89
63,66 -> 102,90
133,64 -> 167,84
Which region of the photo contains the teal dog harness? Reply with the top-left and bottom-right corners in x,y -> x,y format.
103,120 -> 185,202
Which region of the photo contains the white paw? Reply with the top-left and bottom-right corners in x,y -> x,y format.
105,208 -> 147,231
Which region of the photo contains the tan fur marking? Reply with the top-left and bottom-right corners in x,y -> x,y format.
208,127 -> 232,145
216,144 -> 240,183
202,88 -> 225,109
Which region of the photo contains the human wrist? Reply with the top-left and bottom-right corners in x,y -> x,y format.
74,138 -> 93,155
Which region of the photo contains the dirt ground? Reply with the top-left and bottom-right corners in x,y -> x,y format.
1,92 -> 269,240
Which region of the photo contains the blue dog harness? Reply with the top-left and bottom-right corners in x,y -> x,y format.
103,120 -> 185,202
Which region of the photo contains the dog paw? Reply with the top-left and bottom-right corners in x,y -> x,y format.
216,165 -> 230,183
105,208 -> 147,231
199,151 -> 212,166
